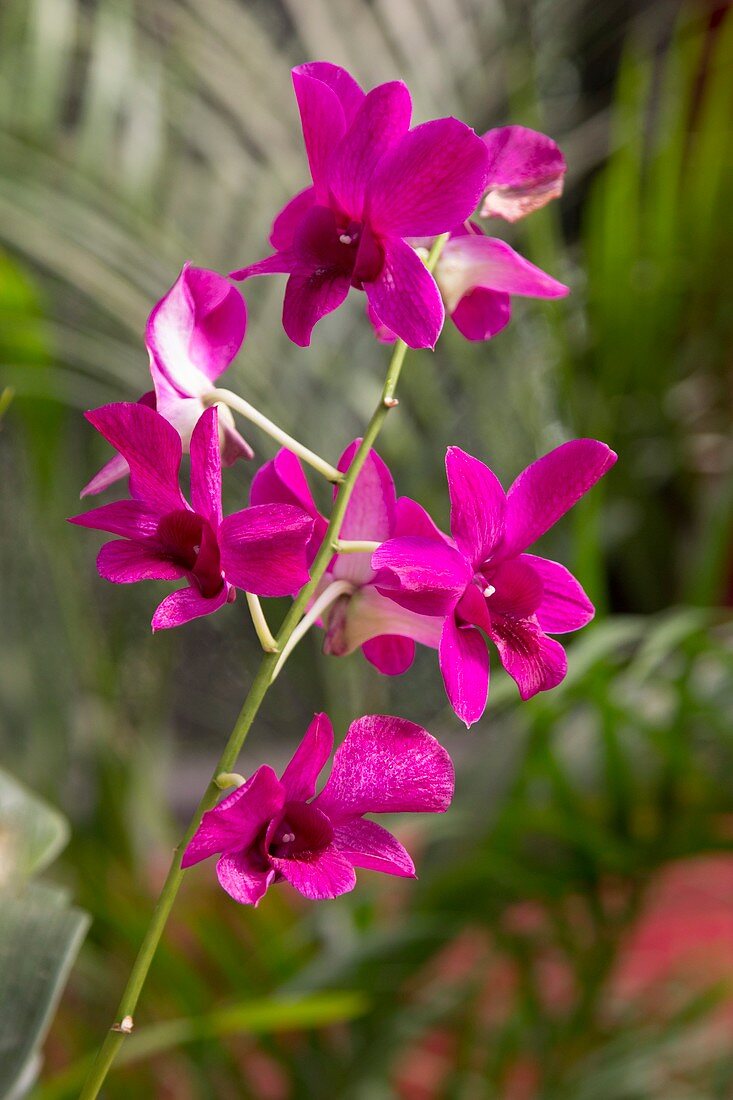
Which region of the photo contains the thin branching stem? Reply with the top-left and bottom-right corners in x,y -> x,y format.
78,233 -> 449,1100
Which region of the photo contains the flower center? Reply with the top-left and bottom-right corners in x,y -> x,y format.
269,800 -> 333,861
304,207 -> 385,288
157,509 -> 223,598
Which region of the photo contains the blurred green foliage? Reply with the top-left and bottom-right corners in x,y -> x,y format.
0,0 -> 732,1096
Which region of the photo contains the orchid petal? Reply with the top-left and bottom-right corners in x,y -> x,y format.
151,582 -> 230,631
503,439 -> 617,556
333,818 -> 415,878
250,449 -> 326,564
489,616 -> 568,700
181,765 -> 284,867
439,613 -> 489,728
328,81 -> 411,221
85,403 -> 185,514
271,846 -> 357,900
216,853 -> 275,907
364,237 -> 444,349
292,62 -> 364,200
394,496 -> 449,543
437,235 -> 568,313
446,447 -> 506,567
373,536 -> 471,616
367,118 -> 489,237
329,585 -> 443,655
96,540 -> 184,583
481,125 -> 566,222
269,186 -> 317,250
280,712 -> 334,802
219,504 -> 313,597
361,635 -> 416,676
316,714 -> 454,820
484,558 -> 543,618
522,554 -> 595,634
331,442 -> 396,585
189,406 -> 222,527
282,265 -> 351,347
229,253 -> 297,281
69,500 -> 160,540
451,288 -> 511,341
146,265 -> 247,400
221,420 -> 254,464
80,453 -> 130,498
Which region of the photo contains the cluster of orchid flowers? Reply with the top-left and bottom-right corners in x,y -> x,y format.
73,63 -> 615,909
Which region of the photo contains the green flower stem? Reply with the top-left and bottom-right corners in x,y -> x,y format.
78,232 -> 449,1100
332,539 -> 381,554
210,387 -> 344,484
270,578 -> 354,683
245,592 -> 279,653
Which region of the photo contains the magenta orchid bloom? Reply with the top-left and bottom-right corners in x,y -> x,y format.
373,441 -> 617,727
251,442 -> 444,675
82,264 -> 252,497
480,125 -> 567,222
71,403 -> 313,630
230,62 -> 489,349
182,712 -> 454,904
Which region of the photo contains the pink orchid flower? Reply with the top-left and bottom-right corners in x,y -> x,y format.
480,125 -> 567,222
373,441 -> 617,727
82,264 -> 252,497
251,441 -> 444,675
230,62 -> 489,349
70,403 -> 313,630
182,711 -> 454,904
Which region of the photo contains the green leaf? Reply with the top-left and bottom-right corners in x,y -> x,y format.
0,768 -> 69,884
0,883 -> 90,1100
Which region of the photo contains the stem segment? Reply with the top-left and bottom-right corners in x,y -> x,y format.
79,233 -> 448,1100
211,388 -> 343,484
245,592 -> 279,653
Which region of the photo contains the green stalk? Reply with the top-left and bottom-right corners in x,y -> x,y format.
78,234 -> 449,1099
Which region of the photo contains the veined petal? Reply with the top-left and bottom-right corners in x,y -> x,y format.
219,504 -> 313,597
489,615 -> 568,700
216,852 -> 275,907
269,186 -> 317,250
451,288 -> 511,341
80,453 -> 130,498
522,554 -> 595,634
439,613 -> 490,728
363,237 -> 444,349
361,635 -> 415,676
85,402 -> 185,514
280,712 -> 334,802
146,264 -> 247,398
446,447 -> 506,568
151,582 -> 230,631
333,818 -> 415,878
315,714 -> 454,820
331,442 -> 396,586
229,252 -> 297,281
373,536 -> 471,616
481,125 -> 566,222
394,496 -> 449,543
328,81 -> 411,221
69,499 -> 160,540
485,557 -> 543,618
282,266 -> 351,347
334,585 -> 443,654
97,540 -> 184,583
189,406 -> 223,527
503,439 -> 618,556
181,765 -> 285,867
271,846 -> 357,900
250,449 -> 326,564
437,234 -> 568,313
292,63 -> 364,200
367,118 -> 489,237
